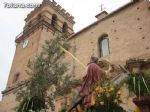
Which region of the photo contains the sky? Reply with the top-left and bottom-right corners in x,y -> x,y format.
0,0 -> 131,100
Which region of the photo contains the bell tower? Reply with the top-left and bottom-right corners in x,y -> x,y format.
1,0 -> 75,112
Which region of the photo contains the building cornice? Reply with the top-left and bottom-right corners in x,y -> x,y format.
95,11 -> 108,18
15,15 -> 72,43
25,0 -> 75,24
68,0 -> 140,40
2,81 -> 28,95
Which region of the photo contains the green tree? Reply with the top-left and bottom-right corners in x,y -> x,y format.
16,33 -> 78,112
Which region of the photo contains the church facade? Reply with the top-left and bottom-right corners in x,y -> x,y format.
0,0 -> 150,111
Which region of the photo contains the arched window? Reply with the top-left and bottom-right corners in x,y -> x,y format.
51,14 -> 57,27
62,22 -> 68,33
13,73 -> 20,83
99,35 -> 110,57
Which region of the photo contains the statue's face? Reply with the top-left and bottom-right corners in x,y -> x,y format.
98,61 -> 104,68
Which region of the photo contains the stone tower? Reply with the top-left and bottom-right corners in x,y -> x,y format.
1,0 -> 75,111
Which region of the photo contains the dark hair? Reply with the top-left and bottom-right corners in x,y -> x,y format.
90,57 -> 98,63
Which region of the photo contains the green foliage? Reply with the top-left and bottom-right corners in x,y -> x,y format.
16,97 -> 44,112
93,105 -> 126,112
16,33 -> 76,112
125,72 -> 150,96
59,108 -> 67,112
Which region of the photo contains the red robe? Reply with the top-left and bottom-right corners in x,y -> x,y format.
80,63 -> 104,95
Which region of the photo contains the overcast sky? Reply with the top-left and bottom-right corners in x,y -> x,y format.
0,0 -> 131,100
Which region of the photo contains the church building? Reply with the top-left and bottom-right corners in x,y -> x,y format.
0,0 -> 150,111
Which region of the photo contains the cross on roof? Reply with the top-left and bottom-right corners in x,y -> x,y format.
100,4 -> 106,12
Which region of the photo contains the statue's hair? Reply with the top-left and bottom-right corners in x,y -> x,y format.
90,56 -> 98,63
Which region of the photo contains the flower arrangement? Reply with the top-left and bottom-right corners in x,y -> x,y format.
93,81 -> 126,112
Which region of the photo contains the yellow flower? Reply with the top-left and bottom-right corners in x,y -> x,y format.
117,91 -> 121,95
97,94 -> 101,97
113,99 -> 118,104
100,101 -> 104,106
95,87 -> 99,91
91,99 -> 95,105
106,93 -> 110,98
109,87 -> 114,92
135,107 -> 141,112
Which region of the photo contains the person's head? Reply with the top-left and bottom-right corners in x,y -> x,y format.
98,60 -> 105,68
90,56 -> 98,64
